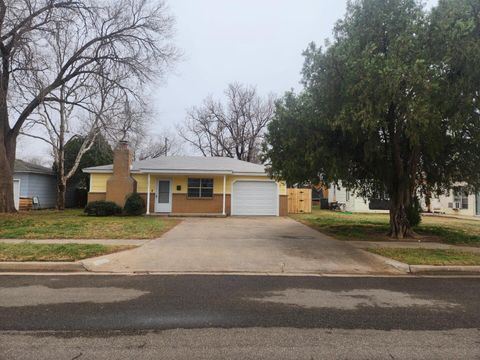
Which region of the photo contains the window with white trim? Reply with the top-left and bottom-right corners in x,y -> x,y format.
188,178 -> 214,198
449,188 -> 469,209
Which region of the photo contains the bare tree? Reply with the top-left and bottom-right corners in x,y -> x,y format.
135,131 -> 182,160
21,75 -> 126,209
0,0 -> 179,212
178,83 -> 275,163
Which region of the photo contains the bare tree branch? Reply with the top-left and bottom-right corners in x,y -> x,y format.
1,0 -> 179,211
179,83 -> 275,163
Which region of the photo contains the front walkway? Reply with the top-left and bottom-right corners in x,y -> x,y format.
82,217 -> 401,275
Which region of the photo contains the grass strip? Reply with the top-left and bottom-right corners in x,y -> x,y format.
0,242 -> 136,262
367,248 -> 480,266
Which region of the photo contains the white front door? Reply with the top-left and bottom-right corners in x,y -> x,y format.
155,179 -> 172,213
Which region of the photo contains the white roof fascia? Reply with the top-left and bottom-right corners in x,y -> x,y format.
231,172 -> 268,177
138,169 -> 233,175
83,169 -> 111,174
84,169 -> 268,176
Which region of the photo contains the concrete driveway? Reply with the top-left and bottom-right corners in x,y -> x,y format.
83,217 -> 400,275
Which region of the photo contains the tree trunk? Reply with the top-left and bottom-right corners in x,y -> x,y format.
57,180 -> 66,210
389,202 -> 412,239
56,149 -> 66,210
0,97 -> 17,213
56,88 -> 66,211
0,140 -> 16,213
388,182 -> 414,239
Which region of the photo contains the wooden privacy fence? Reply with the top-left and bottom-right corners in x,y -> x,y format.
287,188 -> 312,214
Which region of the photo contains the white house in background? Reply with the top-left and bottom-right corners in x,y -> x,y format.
429,186 -> 480,217
328,183 -> 389,213
329,182 -> 480,217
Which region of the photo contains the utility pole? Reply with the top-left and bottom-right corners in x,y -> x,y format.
164,137 -> 168,156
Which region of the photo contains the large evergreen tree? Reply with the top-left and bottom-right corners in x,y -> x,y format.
265,0 -> 480,238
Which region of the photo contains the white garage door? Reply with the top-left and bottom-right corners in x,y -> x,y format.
13,179 -> 20,211
232,181 -> 278,216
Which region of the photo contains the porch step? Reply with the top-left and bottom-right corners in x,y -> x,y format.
168,213 -> 227,218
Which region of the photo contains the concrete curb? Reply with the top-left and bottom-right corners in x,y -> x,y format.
409,265 -> 480,275
358,250 -> 410,273
0,262 -> 86,273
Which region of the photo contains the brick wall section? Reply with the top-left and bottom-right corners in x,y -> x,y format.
88,192 -> 287,216
279,195 -> 288,216
88,192 -> 106,203
172,194 -> 231,214
106,141 -> 137,207
138,193 -> 155,214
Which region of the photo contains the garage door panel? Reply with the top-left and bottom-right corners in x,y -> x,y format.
232,181 -> 277,216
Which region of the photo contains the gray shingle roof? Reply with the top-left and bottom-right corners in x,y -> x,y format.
14,159 -> 54,175
83,156 -> 268,175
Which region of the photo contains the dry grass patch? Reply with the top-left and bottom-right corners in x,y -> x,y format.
0,209 -> 179,239
0,242 -> 136,262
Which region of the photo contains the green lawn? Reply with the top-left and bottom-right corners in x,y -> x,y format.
292,209 -> 480,246
0,209 -> 179,239
0,242 -> 136,262
367,248 -> 480,266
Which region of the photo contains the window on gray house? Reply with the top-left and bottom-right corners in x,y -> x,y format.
188,178 -> 214,198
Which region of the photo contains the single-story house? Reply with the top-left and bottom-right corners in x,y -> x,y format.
83,141 -> 288,216
428,186 -> 480,216
13,159 -> 57,210
328,183 -> 389,213
329,182 -> 480,217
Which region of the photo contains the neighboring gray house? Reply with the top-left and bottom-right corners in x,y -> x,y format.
13,160 -> 57,210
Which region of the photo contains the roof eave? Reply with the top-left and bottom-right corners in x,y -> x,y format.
83,169 -> 268,176
138,169 -> 233,175
231,172 -> 268,177
14,170 -> 55,175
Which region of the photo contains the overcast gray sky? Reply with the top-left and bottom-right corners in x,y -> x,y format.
17,0 -> 438,163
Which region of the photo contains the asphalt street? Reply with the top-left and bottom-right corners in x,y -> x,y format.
0,275 -> 479,359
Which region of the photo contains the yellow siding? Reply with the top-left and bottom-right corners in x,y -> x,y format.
132,174 -> 154,193
90,173 -> 110,192
89,173 -> 283,195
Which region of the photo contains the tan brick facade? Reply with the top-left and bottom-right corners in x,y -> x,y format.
172,194 -> 231,214
138,193 -> 155,214
106,141 -> 137,207
87,192 -> 106,203
89,192 -> 288,216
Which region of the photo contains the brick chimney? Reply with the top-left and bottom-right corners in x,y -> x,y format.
106,141 -> 137,207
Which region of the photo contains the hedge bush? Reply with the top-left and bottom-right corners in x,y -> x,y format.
406,197 -> 422,227
123,193 -> 146,216
84,201 -> 122,216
